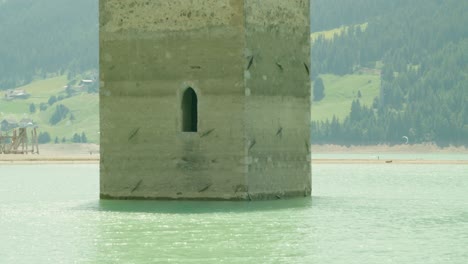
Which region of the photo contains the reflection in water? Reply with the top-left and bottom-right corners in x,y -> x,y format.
90,198 -> 315,263
95,198 -> 313,214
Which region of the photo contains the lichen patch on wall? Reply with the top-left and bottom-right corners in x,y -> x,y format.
245,0 -> 309,31
101,0 -> 242,33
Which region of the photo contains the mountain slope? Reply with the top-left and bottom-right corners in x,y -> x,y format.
312,0 -> 468,146
1,76 -> 99,143
0,0 -> 98,89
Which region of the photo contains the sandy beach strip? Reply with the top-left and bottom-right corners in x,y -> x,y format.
0,155 -> 100,164
311,144 -> 468,154
1,156 -> 466,165
0,143 -> 466,165
312,159 -> 468,165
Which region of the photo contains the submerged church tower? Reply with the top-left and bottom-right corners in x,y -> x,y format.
99,0 -> 311,200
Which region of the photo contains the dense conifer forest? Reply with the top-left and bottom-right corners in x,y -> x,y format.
0,0 -> 97,89
311,0 -> 468,146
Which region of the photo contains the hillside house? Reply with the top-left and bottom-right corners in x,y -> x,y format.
4,89 -> 30,100
19,118 -> 35,128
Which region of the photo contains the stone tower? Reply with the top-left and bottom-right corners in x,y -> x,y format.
99,0 -> 311,200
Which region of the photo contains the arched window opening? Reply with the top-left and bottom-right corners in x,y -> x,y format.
182,88 -> 198,132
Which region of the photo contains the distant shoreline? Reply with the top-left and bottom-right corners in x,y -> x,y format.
0,155 -> 99,164
311,144 -> 468,154
0,144 -> 100,164
1,143 -> 466,165
1,157 -> 466,165
313,159 -> 468,165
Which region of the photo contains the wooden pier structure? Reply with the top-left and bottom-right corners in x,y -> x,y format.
0,127 -> 39,154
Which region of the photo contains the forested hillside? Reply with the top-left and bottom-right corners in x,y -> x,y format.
0,0 -> 98,143
311,0 -> 468,146
0,0 -> 466,146
311,0 -> 405,32
0,0 -> 97,89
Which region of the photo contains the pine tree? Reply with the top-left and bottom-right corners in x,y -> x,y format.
38,132 -> 51,144
313,77 -> 325,101
48,95 -> 57,106
29,103 -> 36,113
81,132 -> 88,143
72,133 -> 81,143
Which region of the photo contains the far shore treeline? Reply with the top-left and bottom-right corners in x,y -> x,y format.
311,0 -> 467,147
0,0 -> 466,147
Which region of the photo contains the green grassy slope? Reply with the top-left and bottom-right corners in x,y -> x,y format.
311,23 -> 367,42
1,76 -> 67,113
2,72 -> 380,143
0,76 -> 99,143
310,24 -> 380,122
311,73 -> 380,122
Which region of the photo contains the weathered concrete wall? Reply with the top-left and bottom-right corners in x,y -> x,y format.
244,0 -> 311,199
100,0 -> 248,200
100,0 -> 311,200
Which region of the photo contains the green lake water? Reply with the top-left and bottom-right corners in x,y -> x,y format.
1,159 -> 468,263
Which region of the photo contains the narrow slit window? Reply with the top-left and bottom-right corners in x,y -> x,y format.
182,88 -> 198,132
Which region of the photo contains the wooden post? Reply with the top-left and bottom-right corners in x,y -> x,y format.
31,129 -> 34,154
34,128 -> 39,154
22,128 -> 27,154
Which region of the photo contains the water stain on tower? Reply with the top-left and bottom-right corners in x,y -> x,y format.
99,0 -> 311,200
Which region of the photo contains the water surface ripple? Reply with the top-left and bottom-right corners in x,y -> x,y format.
0,162 -> 467,263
